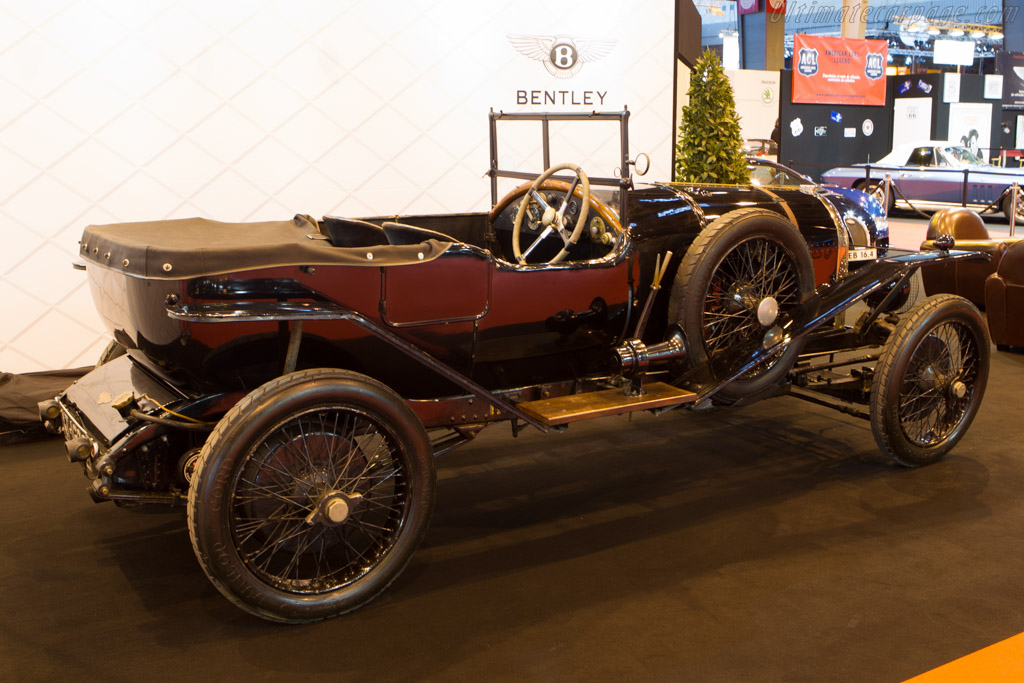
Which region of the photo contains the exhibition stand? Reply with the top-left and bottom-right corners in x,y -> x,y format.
2,2 -> 1024,680
779,71 -> 1022,181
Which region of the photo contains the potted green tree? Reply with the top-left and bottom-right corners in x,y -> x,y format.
675,49 -> 749,184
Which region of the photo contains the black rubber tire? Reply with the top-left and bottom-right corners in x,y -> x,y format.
870,294 -> 989,467
856,179 -> 895,214
187,368 -> 434,623
96,340 -> 126,366
669,208 -> 815,402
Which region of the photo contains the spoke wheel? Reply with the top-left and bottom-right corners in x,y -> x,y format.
188,369 -> 434,622
1002,192 -> 1024,222
870,294 -> 989,467
670,208 -> 814,402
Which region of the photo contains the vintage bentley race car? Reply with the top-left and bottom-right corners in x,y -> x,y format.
41,111 -> 990,623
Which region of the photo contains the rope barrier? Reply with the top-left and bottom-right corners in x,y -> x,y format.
872,175 -> 931,219
870,175 -> 1021,224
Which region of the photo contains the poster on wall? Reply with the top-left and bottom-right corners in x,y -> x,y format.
997,52 -> 1024,109
985,75 -> 1004,99
792,34 -> 887,106
893,97 -> 933,148
1017,115 -> 1024,149
943,73 -> 961,103
948,102 -> 993,159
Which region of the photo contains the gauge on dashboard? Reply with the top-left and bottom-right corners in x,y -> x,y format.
588,216 -> 612,245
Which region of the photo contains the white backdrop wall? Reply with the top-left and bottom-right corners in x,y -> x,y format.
727,70 -> 780,142
0,0 -> 675,373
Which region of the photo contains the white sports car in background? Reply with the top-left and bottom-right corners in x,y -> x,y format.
822,141 -> 1024,220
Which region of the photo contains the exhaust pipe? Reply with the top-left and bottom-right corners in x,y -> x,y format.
615,325 -> 688,377
37,399 -> 63,435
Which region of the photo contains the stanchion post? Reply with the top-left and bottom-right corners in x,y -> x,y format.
883,173 -> 892,217
1012,182 -> 1019,237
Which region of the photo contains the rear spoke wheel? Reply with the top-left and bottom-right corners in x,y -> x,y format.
231,408 -> 408,593
188,369 -> 434,622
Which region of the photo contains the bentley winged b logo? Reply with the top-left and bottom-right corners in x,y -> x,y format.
508,34 -> 616,78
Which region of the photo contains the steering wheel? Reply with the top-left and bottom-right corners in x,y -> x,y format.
512,163 -> 590,264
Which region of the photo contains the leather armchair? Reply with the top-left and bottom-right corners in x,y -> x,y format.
920,208 -> 1010,308
985,239 -> 1024,349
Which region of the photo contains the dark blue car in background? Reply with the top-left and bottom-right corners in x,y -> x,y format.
748,157 -> 889,254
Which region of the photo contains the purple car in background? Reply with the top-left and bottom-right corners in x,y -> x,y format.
821,142 -> 1024,220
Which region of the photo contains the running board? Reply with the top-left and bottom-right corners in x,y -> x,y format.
516,382 -> 697,426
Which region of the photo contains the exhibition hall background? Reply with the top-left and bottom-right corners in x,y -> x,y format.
0,0 -> 677,374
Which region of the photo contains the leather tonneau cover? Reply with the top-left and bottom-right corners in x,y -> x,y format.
79,215 -> 452,279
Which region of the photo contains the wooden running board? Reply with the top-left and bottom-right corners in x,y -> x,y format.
516,382 -> 697,426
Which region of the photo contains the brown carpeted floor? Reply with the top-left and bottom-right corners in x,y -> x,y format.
2,346 -> 1023,683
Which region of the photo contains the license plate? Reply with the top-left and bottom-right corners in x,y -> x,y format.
848,247 -> 877,261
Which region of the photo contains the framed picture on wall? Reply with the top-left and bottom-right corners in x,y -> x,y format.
948,102 -> 992,159
894,97 -> 933,145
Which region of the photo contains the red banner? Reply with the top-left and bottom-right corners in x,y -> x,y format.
792,34 -> 887,106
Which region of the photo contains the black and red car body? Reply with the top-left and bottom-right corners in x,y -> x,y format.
43,111 -> 990,622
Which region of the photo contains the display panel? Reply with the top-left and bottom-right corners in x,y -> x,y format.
727,69 -> 781,141
792,34 -> 888,106
933,39 -> 976,67
893,98 -> 934,147
997,52 -> 1024,110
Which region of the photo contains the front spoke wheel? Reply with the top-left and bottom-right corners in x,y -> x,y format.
870,294 -> 989,466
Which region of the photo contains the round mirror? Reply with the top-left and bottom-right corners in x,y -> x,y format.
632,152 -> 650,176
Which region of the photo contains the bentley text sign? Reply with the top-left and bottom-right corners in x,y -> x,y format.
792,34 -> 888,106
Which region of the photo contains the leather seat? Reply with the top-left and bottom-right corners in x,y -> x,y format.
985,239 -> 1024,348
321,216 -> 389,247
381,221 -> 456,245
920,208 -> 1008,308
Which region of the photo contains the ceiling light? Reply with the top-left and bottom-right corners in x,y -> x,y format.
990,31 -> 1004,40
970,29 -> 985,38
948,28 -> 964,37
927,26 -> 941,36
